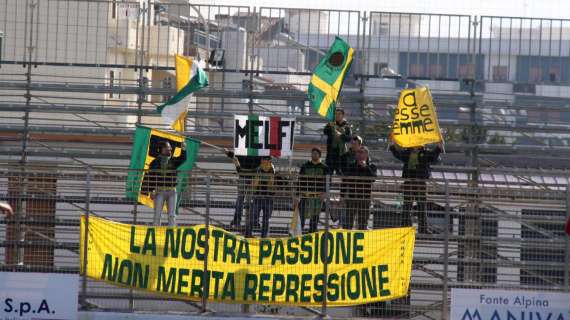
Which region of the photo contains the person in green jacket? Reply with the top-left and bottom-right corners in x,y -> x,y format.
143,141 -> 186,227
323,108 -> 352,174
298,148 -> 330,233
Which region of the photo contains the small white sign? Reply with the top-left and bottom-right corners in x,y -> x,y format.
234,115 -> 295,158
116,3 -> 140,20
451,288 -> 570,320
0,272 -> 78,320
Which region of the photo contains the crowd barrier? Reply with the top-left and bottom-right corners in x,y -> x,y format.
1,164 -> 568,318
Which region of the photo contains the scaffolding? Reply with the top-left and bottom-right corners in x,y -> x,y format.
0,165 -> 569,318
1,1 -> 570,319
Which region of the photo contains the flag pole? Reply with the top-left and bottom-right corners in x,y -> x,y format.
201,141 -> 225,152
188,138 -> 226,153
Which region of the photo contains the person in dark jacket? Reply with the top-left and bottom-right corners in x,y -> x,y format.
226,150 -> 261,227
338,135 -> 363,226
298,147 -> 330,233
251,156 -> 276,237
341,146 -> 377,230
143,141 -> 186,226
232,155 -> 276,237
324,108 -> 352,174
340,135 -> 363,172
390,143 -> 442,233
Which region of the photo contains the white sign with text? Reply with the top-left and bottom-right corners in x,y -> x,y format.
233,115 -> 295,158
451,288 -> 570,320
0,272 -> 78,320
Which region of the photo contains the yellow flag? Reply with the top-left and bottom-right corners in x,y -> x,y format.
391,87 -> 442,148
175,55 -> 192,91
171,55 -> 192,132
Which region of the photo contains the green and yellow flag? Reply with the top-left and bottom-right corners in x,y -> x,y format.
308,37 -> 354,121
157,55 -> 208,133
126,126 -> 200,209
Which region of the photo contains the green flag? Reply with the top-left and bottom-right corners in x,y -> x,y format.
308,37 -> 354,121
126,126 -> 200,211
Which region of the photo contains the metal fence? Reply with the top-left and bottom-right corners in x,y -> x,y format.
3,0 -> 570,167
3,1 -> 570,80
1,1 -> 570,318
0,163 -> 568,319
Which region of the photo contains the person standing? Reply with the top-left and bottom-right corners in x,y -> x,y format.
390,143 -> 442,233
338,135 -> 363,226
340,135 -> 363,172
341,147 -> 377,230
323,108 -> 352,174
298,147 -> 329,233
144,141 -> 186,227
243,156 -> 276,237
226,150 -> 260,227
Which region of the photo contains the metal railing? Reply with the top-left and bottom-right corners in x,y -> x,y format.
1,2 -> 570,317
0,163 -> 568,318
2,1 -> 570,80
3,1 -> 570,167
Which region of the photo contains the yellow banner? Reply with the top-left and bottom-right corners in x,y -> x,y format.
391,87 -> 442,148
80,216 -> 415,306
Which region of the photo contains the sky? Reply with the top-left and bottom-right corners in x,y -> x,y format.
192,0 -> 570,20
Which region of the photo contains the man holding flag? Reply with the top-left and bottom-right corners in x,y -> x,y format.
143,141 -> 187,226
308,37 -> 354,174
389,86 -> 444,233
390,143 -> 442,233
128,54 -> 206,225
126,126 -> 201,226
323,108 -> 352,174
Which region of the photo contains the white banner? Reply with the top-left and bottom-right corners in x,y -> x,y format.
234,115 -> 295,158
0,272 -> 78,320
451,288 -> 570,320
